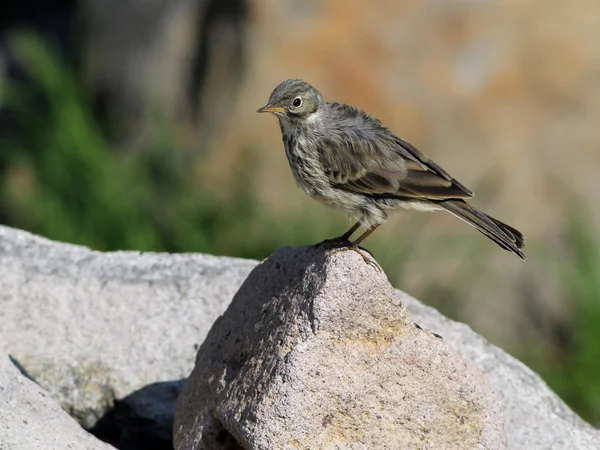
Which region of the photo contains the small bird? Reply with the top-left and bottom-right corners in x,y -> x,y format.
257,79 -> 525,262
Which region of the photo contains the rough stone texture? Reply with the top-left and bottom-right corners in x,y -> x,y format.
403,298 -> 600,450
0,351 -> 115,450
174,246 -> 507,449
0,225 -> 256,427
1,225 -> 599,449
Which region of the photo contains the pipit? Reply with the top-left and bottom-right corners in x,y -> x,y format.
257,79 -> 525,264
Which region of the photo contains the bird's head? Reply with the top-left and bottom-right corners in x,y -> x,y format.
257,79 -> 323,121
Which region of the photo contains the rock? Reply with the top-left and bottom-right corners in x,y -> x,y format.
403,298 -> 600,450
0,225 -> 256,428
0,351 -> 115,450
173,246 -> 507,449
1,225 -> 598,448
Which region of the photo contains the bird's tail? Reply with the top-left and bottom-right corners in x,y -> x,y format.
438,200 -> 525,260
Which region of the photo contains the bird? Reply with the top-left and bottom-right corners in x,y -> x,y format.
257,78 -> 525,264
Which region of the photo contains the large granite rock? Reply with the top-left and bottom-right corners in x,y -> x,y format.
173,246 -> 507,449
403,297 -> 600,449
1,225 -> 599,448
0,225 -> 255,428
0,351 -> 115,450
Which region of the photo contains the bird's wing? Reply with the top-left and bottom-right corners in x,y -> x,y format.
319,106 -> 473,200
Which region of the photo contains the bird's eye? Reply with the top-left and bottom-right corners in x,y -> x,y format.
292,97 -> 302,107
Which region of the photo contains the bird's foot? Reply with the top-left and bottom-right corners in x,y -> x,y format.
314,235 -> 352,250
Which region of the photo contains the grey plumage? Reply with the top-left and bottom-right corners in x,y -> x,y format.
257,78 -> 525,260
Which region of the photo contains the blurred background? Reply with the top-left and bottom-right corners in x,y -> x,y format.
1,0 -> 599,426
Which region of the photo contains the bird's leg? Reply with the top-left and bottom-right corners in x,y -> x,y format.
348,224 -> 381,269
350,224 -> 380,248
338,221 -> 362,241
316,220 -> 361,248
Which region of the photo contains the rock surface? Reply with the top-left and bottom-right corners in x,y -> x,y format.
173,246 -> 507,449
404,297 -> 600,450
1,225 -> 599,449
0,351 -> 115,450
0,225 -> 255,428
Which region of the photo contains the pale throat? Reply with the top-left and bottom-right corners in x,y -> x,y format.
278,116 -> 296,136
278,109 -> 323,136
303,109 -> 323,125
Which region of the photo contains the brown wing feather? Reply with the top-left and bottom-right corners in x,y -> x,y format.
392,137 -> 474,197
317,105 -> 473,200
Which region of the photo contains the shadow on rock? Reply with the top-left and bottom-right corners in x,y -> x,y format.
90,379 -> 185,450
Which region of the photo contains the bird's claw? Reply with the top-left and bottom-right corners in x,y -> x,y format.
323,244 -> 383,273
354,247 -> 383,273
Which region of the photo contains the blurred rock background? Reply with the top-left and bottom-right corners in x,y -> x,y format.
1,0 -> 599,427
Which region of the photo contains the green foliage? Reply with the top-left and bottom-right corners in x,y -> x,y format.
523,211 -> 600,426
0,32 -> 363,260
1,32 -> 153,250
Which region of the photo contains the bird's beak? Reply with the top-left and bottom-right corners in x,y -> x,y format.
256,104 -> 286,114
